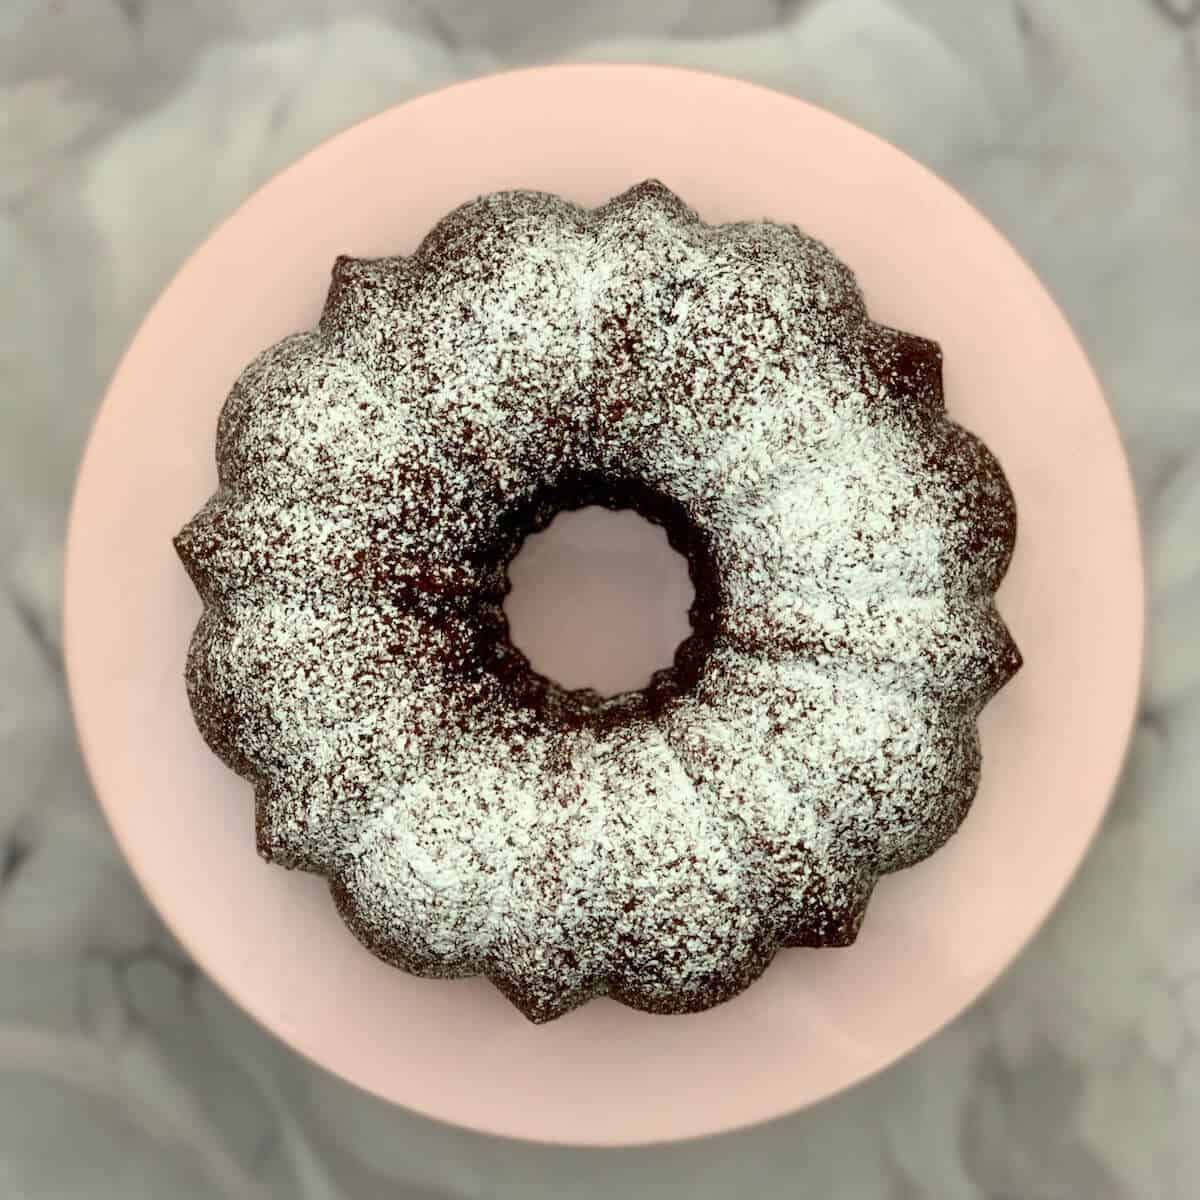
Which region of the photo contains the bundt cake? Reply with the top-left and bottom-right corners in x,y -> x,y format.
174,180 -> 1021,1022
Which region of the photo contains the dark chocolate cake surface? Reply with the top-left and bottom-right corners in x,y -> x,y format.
175,181 -> 1020,1022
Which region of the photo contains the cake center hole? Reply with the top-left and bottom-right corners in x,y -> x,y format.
504,507 -> 695,697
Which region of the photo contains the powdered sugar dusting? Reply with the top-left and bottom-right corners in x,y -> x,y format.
175,181 -> 1020,1022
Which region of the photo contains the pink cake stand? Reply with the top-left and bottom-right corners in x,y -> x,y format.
65,65 -> 1143,1146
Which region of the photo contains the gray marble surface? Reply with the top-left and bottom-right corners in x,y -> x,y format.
1,1 -> 1196,1195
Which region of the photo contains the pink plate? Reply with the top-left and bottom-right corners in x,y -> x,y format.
65,65 -> 1143,1145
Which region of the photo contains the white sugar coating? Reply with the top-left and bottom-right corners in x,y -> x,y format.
175,181 -> 1020,1022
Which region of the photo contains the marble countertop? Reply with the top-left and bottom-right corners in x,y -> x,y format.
1,1 -> 1196,1196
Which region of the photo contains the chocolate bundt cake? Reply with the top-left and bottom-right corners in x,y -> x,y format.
175,181 -> 1020,1022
